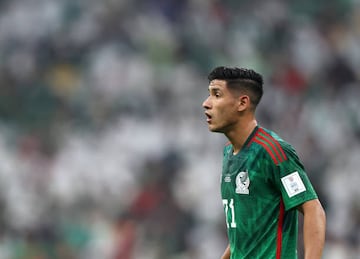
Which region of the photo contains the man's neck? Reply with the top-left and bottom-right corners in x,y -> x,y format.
225,119 -> 258,155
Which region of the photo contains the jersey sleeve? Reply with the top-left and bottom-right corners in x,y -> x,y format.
275,143 -> 318,211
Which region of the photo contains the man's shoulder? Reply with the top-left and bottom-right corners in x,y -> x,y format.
258,126 -> 293,149
252,126 -> 295,165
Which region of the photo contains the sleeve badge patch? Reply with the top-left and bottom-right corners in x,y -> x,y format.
281,171 -> 306,198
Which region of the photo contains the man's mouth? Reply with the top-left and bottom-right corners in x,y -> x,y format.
205,112 -> 212,122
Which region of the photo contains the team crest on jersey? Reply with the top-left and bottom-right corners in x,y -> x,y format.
235,171 -> 250,194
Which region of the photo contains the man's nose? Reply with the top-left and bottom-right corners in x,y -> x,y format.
202,97 -> 211,109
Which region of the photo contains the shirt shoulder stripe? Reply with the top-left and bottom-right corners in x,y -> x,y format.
246,126 -> 260,147
256,133 -> 284,163
258,128 -> 287,161
253,137 -> 281,165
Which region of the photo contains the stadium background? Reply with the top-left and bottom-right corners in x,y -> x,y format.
0,0 -> 359,258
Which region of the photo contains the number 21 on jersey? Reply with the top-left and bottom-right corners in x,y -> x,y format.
222,199 -> 236,228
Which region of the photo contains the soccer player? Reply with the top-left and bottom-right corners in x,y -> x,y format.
202,66 -> 326,259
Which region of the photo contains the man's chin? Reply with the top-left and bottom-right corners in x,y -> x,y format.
208,126 -> 223,133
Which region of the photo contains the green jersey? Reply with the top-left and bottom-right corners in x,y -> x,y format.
221,126 -> 318,259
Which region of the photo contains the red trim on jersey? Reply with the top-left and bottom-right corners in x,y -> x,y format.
253,138 -> 280,165
256,134 -> 284,163
225,141 -> 231,146
246,126 -> 259,147
276,198 -> 285,259
258,128 -> 287,160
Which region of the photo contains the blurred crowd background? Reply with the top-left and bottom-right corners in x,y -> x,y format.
0,0 -> 359,258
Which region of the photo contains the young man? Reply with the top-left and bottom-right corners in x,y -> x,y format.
202,66 -> 326,259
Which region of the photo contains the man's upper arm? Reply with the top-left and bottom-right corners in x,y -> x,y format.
297,198 -> 324,215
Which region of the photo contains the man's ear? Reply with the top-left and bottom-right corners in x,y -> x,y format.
238,95 -> 250,111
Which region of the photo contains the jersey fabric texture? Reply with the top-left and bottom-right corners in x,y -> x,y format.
221,126 -> 318,259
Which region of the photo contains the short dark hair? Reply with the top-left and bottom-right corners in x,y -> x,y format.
208,66 -> 264,107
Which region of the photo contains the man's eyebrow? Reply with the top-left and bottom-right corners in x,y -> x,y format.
208,87 -> 221,92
